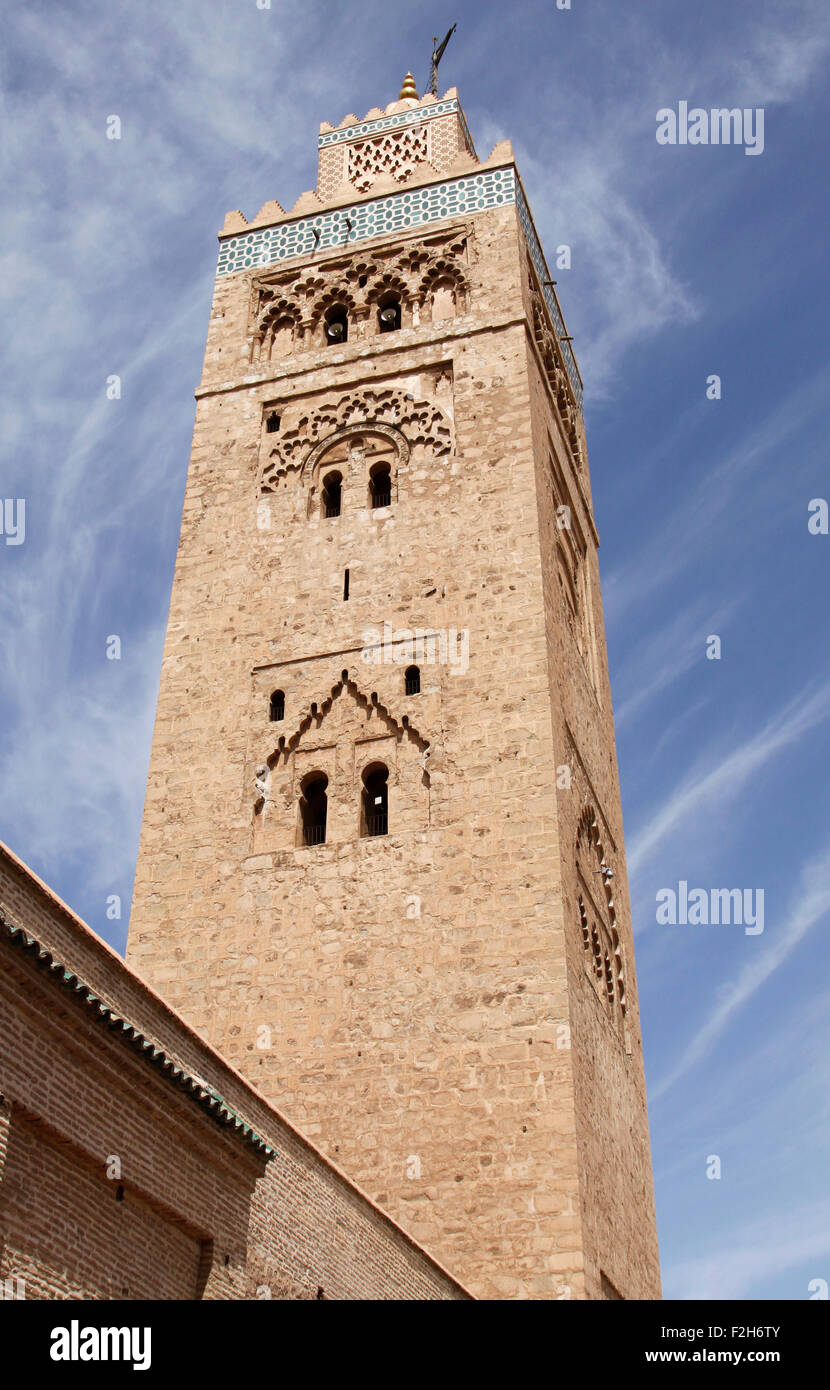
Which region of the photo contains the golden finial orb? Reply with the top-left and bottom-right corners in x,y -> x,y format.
399,72 -> 419,101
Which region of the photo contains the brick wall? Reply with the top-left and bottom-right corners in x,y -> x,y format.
0,843 -> 469,1301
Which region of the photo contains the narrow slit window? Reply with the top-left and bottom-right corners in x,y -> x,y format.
343,568 -> 350,600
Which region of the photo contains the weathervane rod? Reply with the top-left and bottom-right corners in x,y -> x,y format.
430,23 -> 457,96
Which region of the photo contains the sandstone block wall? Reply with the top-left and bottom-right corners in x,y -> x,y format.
127,114 -> 660,1299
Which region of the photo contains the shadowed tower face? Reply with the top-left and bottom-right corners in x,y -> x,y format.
128,75 -> 661,1301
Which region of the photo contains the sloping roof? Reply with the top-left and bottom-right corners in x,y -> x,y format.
0,906 -> 275,1157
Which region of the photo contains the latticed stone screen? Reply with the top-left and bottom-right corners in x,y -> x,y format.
348,125 -> 429,191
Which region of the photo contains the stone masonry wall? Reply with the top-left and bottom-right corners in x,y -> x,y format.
523,310 -> 662,1298
128,205 -> 589,1299
127,169 -> 660,1300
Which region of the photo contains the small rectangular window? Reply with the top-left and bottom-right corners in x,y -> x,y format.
343,568 -> 350,601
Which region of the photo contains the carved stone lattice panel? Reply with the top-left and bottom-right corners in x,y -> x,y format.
348,125 -> 430,193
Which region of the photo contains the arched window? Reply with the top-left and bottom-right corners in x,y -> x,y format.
265,412 -> 280,433
405,665 -> 420,695
270,318 -> 295,360
324,305 -> 348,345
378,296 -> 401,333
369,462 -> 391,508
430,278 -> 457,322
361,764 -> 388,838
322,470 -> 342,518
269,689 -> 285,722
299,773 -> 328,846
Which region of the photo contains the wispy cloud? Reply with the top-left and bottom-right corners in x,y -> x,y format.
0,621 -> 165,929
730,8 -> 830,104
628,677 -> 830,877
613,594 -> 743,727
667,1195 -> 830,1300
605,360 -> 830,624
652,839 -> 830,1100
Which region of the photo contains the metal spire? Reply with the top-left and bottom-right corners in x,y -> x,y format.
430,23 -> 456,96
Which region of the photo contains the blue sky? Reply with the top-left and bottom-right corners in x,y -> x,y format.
1,0 -> 828,1300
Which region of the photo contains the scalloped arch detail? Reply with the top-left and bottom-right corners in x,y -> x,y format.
259,386 -> 452,496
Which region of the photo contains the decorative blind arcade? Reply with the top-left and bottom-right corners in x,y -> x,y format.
216,167 -> 581,410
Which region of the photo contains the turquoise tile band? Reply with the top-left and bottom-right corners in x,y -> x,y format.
318,99 -> 460,148
216,164 -> 581,408
216,167 -> 516,275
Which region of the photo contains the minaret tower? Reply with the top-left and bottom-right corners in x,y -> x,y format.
128,74 -> 661,1300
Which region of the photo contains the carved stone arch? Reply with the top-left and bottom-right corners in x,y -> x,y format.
293,270 -> 328,305
258,294 -> 300,326
309,286 -> 358,337
366,272 -> 412,328
251,672 -> 432,852
575,804 -> 626,1033
254,297 -> 302,362
304,421 -> 410,479
396,246 -> 432,281
304,422 -> 410,516
421,255 -> 468,289
419,259 -> 468,316
366,271 -> 409,303
345,258 -> 379,289
258,387 -> 453,499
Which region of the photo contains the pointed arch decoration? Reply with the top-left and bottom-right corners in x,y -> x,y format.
261,671 -> 430,775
